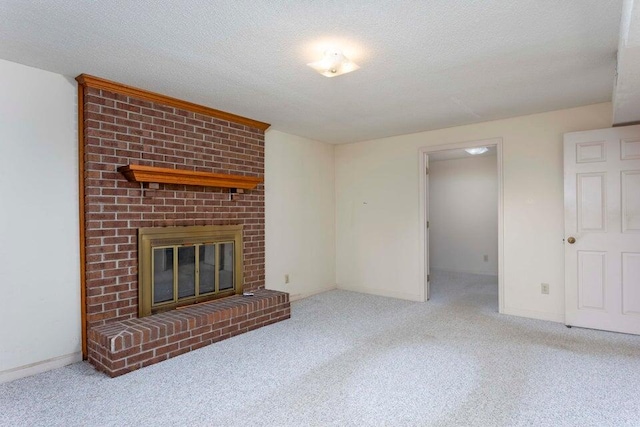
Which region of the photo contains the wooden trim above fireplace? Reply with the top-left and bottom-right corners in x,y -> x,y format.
75,74 -> 271,131
118,164 -> 263,190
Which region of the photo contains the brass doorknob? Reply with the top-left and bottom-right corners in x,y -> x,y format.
567,237 -> 576,244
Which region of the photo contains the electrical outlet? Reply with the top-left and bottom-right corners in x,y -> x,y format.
541,283 -> 549,294
483,255 -> 489,262
284,274 -> 290,284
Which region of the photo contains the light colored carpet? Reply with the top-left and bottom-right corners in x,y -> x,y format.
1,270 -> 639,426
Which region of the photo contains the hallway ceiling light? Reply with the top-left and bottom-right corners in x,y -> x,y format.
465,147 -> 489,155
307,49 -> 359,78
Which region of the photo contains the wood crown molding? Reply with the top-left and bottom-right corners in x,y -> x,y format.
75,74 -> 270,131
117,164 -> 263,190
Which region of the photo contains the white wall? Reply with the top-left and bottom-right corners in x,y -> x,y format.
0,59 -> 81,382
429,154 -> 498,275
265,130 -> 336,300
335,103 -> 612,322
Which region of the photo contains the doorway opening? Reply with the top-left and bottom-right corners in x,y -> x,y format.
418,139 -> 504,312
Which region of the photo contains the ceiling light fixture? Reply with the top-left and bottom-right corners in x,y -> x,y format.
307,49 -> 360,77
465,147 -> 489,155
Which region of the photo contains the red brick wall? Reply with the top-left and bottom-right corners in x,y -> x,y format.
82,87 -> 265,331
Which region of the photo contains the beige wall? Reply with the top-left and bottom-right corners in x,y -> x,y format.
335,103 -> 612,322
0,59 -> 81,382
265,130 -> 336,300
429,154 -> 498,276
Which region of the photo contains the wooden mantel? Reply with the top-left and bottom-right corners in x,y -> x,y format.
117,164 -> 263,190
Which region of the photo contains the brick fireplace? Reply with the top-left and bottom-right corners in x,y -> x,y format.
77,75 -> 290,376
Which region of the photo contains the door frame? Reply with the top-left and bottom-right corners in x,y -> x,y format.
418,138 -> 504,313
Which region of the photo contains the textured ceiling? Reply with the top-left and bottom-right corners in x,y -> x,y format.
0,1 -> 624,143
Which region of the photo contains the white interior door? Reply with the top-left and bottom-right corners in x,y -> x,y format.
564,125 -> 640,335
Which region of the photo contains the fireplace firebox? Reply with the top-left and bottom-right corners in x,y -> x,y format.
138,225 -> 244,317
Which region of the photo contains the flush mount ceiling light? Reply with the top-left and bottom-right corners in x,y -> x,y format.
465,147 -> 489,155
307,49 -> 360,77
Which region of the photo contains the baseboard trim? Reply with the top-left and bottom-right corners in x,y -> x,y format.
288,285 -> 338,302
431,268 -> 498,277
336,284 -> 423,302
502,306 -> 564,324
0,352 -> 82,384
